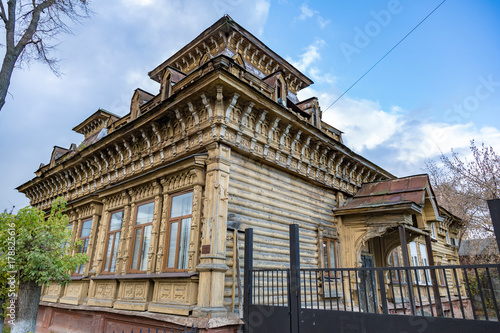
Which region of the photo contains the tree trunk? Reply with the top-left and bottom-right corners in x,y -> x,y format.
0,52 -> 18,112
11,280 -> 42,333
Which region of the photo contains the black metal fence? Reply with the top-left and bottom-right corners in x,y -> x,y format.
244,225 -> 500,333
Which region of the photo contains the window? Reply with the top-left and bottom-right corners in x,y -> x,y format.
430,223 -> 437,239
276,79 -> 282,101
446,230 -> 451,245
75,219 -> 92,274
388,248 -> 403,283
323,238 -> 339,269
129,201 -> 155,272
437,263 -> 446,286
451,237 -> 458,247
102,210 -> 124,273
419,243 -> 431,283
409,242 -> 421,284
165,191 -> 193,271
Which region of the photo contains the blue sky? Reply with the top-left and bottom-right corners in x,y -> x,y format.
1,0 -> 499,211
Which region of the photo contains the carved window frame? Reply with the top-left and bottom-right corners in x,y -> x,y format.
128,199 -> 156,273
101,208 -> 125,274
163,189 -> 194,272
322,237 -> 340,277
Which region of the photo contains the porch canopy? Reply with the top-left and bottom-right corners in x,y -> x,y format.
333,174 -> 444,269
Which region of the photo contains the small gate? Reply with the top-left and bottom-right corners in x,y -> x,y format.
243,225 -> 500,333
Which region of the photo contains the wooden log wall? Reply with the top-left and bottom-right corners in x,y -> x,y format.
223,151 -> 338,312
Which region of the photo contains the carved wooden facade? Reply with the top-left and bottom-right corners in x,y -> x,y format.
18,16 -> 462,332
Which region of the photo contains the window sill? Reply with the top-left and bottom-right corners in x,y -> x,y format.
70,275 -> 89,281
91,272 -> 198,280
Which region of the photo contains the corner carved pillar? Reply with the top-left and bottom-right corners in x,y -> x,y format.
85,205 -> 102,276
147,181 -> 163,274
93,201 -> 110,276
193,142 -> 231,317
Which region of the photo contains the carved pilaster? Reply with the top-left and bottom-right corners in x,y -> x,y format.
193,142 -> 230,317
147,182 -> 163,274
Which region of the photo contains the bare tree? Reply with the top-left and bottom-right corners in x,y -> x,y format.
0,0 -> 91,112
426,141 -> 500,241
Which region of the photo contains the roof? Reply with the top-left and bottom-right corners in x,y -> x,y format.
72,108 -> 120,137
334,174 -> 439,216
148,15 -> 313,91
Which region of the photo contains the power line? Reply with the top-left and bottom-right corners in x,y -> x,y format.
323,0 -> 447,113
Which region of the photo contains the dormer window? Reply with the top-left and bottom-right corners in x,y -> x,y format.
276,79 -> 285,106
161,73 -> 172,101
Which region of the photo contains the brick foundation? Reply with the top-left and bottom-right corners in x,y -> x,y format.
35,302 -> 242,333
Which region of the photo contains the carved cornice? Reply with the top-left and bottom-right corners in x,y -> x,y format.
19,61 -> 392,209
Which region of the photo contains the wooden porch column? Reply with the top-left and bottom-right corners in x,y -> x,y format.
398,225 -> 416,315
193,143 -> 231,317
425,235 -> 444,316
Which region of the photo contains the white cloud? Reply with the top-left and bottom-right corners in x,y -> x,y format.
296,3 -> 330,29
317,16 -> 331,29
289,39 -> 325,72
309,67 -> 336,84
298,3 -> 316,20
299,84 -> 500,177
0,0 -> 271,210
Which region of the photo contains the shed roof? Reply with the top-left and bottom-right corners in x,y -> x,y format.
334,174 -> 440,217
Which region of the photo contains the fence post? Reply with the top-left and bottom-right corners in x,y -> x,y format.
399,225 -> 416,315
425,234 -> 444,316
244,228 -> 253,333
376,268 -> 389,314
289,224 -> 300,333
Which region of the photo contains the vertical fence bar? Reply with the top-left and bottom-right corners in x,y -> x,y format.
443,269 -> 455,318
399,225 -> 416,315
415,268 -> 425,316
452,268 -> 465,319
426,235 -> 443,316
397,267 -> 406,314
377,269 -> 389,314
485,267 -> 500,320
463,268 -> 477,320
289,224 -> 300,333
474,268 -> 489,321
243,228 -> 253,333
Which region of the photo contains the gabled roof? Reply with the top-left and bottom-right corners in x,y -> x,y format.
148,15 -> 313,92
334,174 -> 441,219
73,108 -> 120,138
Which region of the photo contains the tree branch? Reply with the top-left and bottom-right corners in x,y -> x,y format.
0,1 -> 7,24
14,0 -> 56,56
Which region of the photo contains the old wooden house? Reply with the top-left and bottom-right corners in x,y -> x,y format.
17,16 -> 463,332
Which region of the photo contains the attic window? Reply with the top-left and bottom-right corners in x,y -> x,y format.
161,73 -> 172,100
430,223 -> 437,239
276,79 -> 284,105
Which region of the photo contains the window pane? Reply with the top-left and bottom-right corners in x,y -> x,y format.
131,229 -> 142,270
104,234 -> 113,271
81,219 -> 92,238
322,241 -> 328,268
170,192 -> 193,218
178,218 -> 191,269
136,202 -> 155,225
139,225 -> 152,271
328,241 -> 336,269
109,211 -> 124,231
110,231 -> 121,273
167,222 -> 178,268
